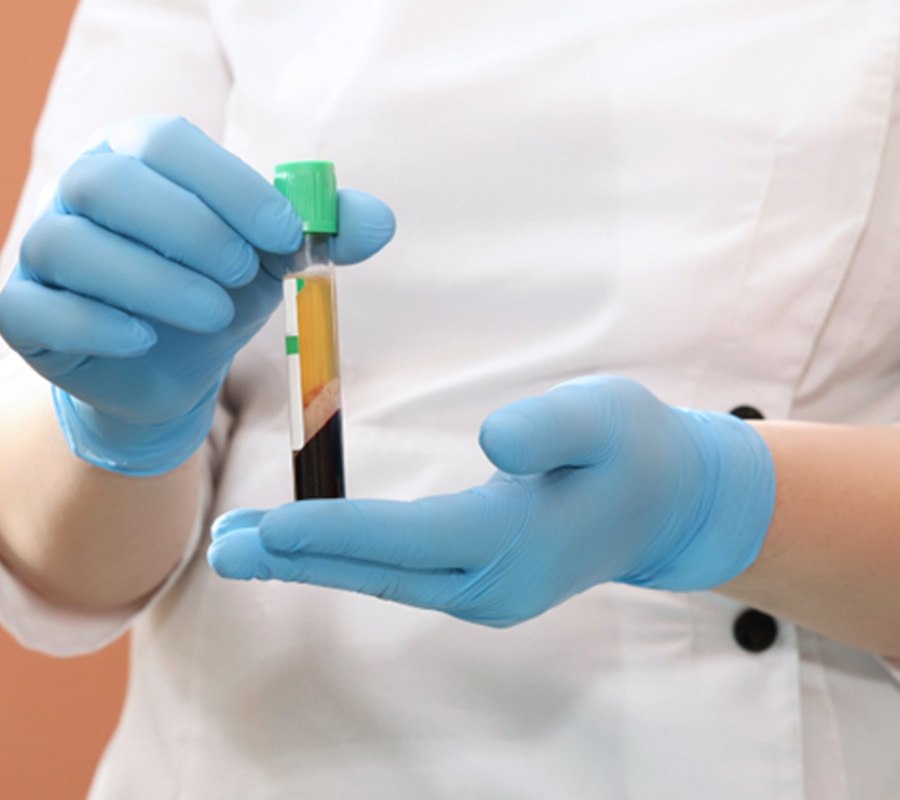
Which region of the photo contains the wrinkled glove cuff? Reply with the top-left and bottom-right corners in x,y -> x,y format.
52,386 -> 217,477
631,410 -> 776,592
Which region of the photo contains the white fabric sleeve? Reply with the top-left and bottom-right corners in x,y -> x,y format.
0,419 -> 220,657
0,0 -> 232,656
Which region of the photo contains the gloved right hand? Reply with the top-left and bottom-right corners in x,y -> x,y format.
0,116 -> 395,475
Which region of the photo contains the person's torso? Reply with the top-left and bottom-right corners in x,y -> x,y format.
93,2 -> 900,798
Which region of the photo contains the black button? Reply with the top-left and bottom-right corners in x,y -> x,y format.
730,405 -> 765,420
733,609 -> 779,653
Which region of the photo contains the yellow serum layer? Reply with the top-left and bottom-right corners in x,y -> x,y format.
295,274 -> 342,413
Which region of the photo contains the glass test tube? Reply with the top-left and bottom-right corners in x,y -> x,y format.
276,161 -> 345,500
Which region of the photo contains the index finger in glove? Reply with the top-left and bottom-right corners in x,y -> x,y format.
108,116 -> 301,254
256,484 -> 529,570
208,529 -> 466,613
58,151 -> 262,288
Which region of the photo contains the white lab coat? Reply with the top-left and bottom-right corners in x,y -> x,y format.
1,1 -> 900,797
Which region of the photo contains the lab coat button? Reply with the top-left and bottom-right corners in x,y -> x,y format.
733,609 -> 779,653
729,405 -> 765,420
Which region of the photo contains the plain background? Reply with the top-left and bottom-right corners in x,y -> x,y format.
0,1 -> 130,798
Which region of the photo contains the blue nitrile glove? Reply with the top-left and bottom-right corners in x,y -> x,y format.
0,116 -> 395,475
208,376 -> 776,626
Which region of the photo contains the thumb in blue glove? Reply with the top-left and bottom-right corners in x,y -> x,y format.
208,376 -> 776,626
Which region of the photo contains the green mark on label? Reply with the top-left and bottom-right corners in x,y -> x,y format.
285,335 -> 299,355
296,278 -> 305,293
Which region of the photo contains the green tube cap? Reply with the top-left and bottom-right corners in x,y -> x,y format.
274,160 -> 338,234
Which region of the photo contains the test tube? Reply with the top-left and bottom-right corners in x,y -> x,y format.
274,161 -> 345,500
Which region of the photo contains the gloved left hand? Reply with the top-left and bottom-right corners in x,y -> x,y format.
208,376 -> 776,626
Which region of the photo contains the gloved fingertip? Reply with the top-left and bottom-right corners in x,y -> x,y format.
257,502 -> 306,553
122,319 -> 158,355
210,508 -> 266,541
331,190 -> 396,265
256,199 -> 303,254
207,535 -> 264,580
479,410 -> 540,475
219,240 -> 260,288
207,540 -> 246,580
186,284 -> 235,333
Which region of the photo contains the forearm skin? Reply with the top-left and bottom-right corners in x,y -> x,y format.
719,421 -> 900,659
0,366 -> 201,613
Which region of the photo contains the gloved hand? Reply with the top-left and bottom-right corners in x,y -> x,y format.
0,116 -> 395,475
208,376 -> 776,626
